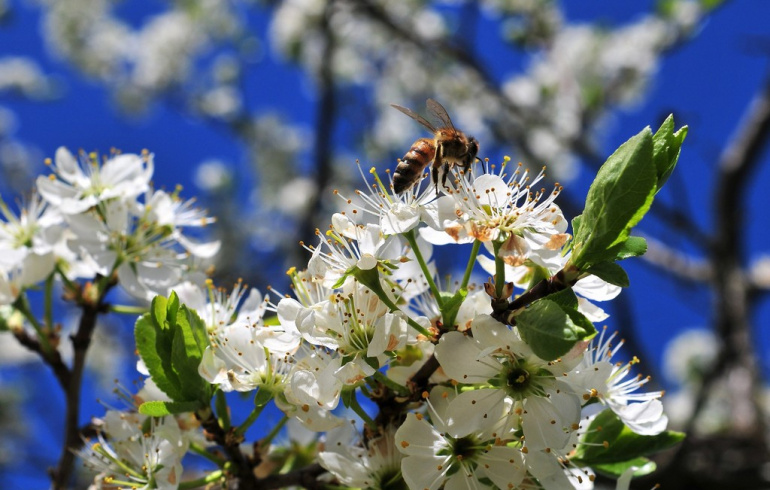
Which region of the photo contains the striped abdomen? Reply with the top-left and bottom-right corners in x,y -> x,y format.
393,137 -> 436,193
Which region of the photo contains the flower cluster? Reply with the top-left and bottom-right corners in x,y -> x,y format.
143,159 -> 668,490
78,380 -> 204,490
60,113 -> 685,490
0,147 -> 218,304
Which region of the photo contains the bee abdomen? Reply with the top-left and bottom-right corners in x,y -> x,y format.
393,138 -> 436,193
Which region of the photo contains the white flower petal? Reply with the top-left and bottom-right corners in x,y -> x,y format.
435,331 -> 501,382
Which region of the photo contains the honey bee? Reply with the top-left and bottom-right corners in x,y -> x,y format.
390,98 -> 479,194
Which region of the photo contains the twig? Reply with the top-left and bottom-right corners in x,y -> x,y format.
258,463 -> 326,490
198,408 -> 260,489
11,328 -> 70,391
51,282 -> 114,489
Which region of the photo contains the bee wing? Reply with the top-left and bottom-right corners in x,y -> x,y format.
426,98 -> 454,129
391,103 -> 437,132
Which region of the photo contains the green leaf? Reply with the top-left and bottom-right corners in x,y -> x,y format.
573,409 -> 685,466
151,294 -> 168,329
611,236 -> 648,260
171,306 -> 208,401
583,262 -> 630,288
167,291 -> 180,323
515,291 -> 595,361
570,215 -> 583,241
254,387 -> 274,407
341,389 -> 356,409
592,458 -> 656,479
135,294 -> 213,404
572,127 -> 656,269
135,304 -> 183,401
183,304 -> 209,355
652,115 -> 688,193
138,400 -> 202,417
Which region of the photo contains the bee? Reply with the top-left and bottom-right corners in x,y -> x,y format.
390,98 -> 479,194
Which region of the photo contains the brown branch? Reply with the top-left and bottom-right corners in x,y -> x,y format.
258,463 -> 326,490
51,281 -> 114,490
198,408 -> 260,489
11,327 -> 70,391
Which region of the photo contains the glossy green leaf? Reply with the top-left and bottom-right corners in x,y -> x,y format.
583,262 -> 630,288
572,127 -> 656,269
652,115 -> 688,193
135,299 -> 183,401
611,236 -> 648,260
573,409 -> 685,465
592,458 -> 656,479
515,291 -> 595,361
138,400 -> 202,417
171,306 -> 208,401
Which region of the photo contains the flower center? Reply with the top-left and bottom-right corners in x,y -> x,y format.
378,468 -> 409,490
450,435 -> 480,461
507,366 -> 531,392
497,358 -> 551,400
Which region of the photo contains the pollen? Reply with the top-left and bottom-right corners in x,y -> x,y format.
400,441 -> 409,448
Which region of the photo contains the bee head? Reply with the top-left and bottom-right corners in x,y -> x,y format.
468,136 -> 480,161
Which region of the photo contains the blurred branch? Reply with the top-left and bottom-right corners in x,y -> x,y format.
640,235 -> 712,283
348,0 -> 539,161
298,0 -> 338,246
654,71 -> 770,490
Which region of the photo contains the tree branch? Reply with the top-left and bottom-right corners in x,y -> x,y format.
51,281 -> 114,489
11,327 -> 70,391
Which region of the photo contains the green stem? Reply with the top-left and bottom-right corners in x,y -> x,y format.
54,263 -> 78,294
373,370 -> 409,397
461,240 -> 482,290
348,392 -> 377,431
379,294 -> 432,338
44,273 -> 54,329
110,304 -> 149,315
404,230 -> 443,309
189,442 -> 227,467
13,294 -> 53,356
493,240 -> 506,298
179,470 -> 224,489
234,403 -> 266,438
215,390 -> 230,432
260,416 -> 288,448
353,265 -> 433,338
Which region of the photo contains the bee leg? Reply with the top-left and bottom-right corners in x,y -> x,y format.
432,144 -> 444,194
440,162 -> 450,191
